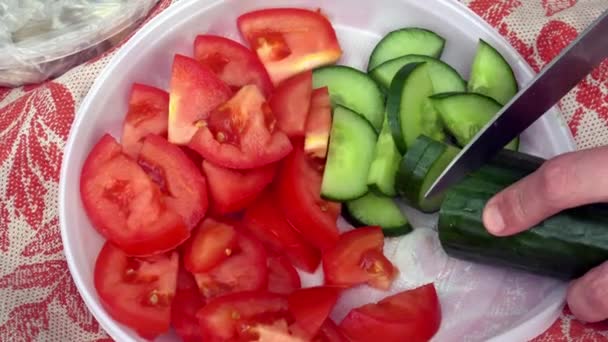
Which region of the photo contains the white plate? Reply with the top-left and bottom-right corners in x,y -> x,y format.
59,0 -> 577,341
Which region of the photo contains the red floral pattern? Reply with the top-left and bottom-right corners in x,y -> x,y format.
1,0 -> 608,341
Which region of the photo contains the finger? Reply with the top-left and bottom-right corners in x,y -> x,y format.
482,146 -> 608,236
567,261 -> 608,323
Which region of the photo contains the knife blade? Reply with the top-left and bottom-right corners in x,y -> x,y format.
424,8 -> 608,199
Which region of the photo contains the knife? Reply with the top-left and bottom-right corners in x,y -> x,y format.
424,8 -> 608,199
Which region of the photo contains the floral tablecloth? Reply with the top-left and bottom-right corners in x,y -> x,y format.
1,0 -> 608,341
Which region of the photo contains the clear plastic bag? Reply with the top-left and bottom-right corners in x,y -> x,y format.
0,0 -> 159,87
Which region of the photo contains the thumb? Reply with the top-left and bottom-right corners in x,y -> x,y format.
567,261 -> 608,322
482,146 -> 608,236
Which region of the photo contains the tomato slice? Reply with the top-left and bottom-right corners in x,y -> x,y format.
304,87 -> 332,159
339,284 -> 442,342
121,83 -> 169,158
80,134 -> 189,256
267,255 -> 301,295
322,226 -> 397,290
183,218 -> 238,273
193,229 -> 268,299
194,34 -> 273,97
268,70 -> 312,137
202,160 -> 276,215
197,291 -> 292,341
313,320 -> 348,342
94,241 -> 178,339
276,141 -> 340,251
168,54 -> 232,145
237,8 -> 342,85
243,190 -> 321,272
288,286 -> 340,338
188,84 -> 293,169
138,134 -> 208,228
171,267 -> 206,342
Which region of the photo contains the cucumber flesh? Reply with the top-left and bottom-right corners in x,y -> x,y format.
438,148 -> 608,280
430,92 -> 519,150
367,118 -> 401,196
387,62 -> 445,153
344,192 -> 412,237
369,54 -> 466,93
321,105 -> 377,201
368,28 -> 445,71
467,39 -> 518,105
312,66 -> 385,131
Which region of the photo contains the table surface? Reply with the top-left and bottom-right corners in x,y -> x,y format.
1,0 -> 608,341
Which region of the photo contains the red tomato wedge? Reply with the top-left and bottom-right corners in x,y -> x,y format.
193,229 -> 268,300
269,70 -> 312,137
138,134 -> 208,228
323,226 -> 397,290
339,284 -> 441,342
202,160 -> 276,215
183,218 -> 238,273
194,34 -> 273,97
80,134 -> 189,256
243,190 -> 321,272
237,8 -> 342,85
267,255 -> 302,295
314,320 -> 348,342
168,54 -> 232,145
196,291 -> 292,341
276,141 -> 340,251
171,267 -> 206,342
288,286 -> 341,338
121,83 -> 169,158
188,84 -> 293,169
304,87 -> 332,159
94,241 -> 178,339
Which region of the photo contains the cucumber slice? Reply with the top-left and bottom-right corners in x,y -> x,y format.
321,105 -> 377,201
369,54 -> 466,92
387,62 -> 445,153
344,192 -> 412,237
468,39 -> 518,105
367,28 -> 445,71
312,66 -> 385,131
367,118 -> 401,196
430,92 -> 519,150
396,135 -> 460,212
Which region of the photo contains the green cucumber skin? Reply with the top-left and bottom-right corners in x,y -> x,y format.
312,65 -> 385,132
368,28 -> 446,71
344,192 -> 412,237
369,55 -> 466,93
467,39 -> 518,105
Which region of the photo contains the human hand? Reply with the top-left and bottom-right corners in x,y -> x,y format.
482,146 -> 608,323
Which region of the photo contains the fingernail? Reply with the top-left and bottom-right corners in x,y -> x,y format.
484,203 -> 505,235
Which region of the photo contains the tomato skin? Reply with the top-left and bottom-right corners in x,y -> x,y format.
193,229 -> 268,300
202,160 -> 276,215
314,320 -> 348,342
194,34 -> 273,97
196,291 -> 291,341
171,267 -> 206,342
243,190 -> 321,272
339,284 -> 441,342
121,83 -> 169,158
80,134 -> 189,256
288,286 -> 341,338
183,218 -> 238,273
269,70 -> 312,137
267,255 -> 302,295
94,241 -> 179,339
322,227 -> 397,290
138,134 -> 208,228
188,85 -> 293,169
237,8 -> 342,85
276,141 -> 340,251
168,54 -> 232,145
305,87 -> 332,159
